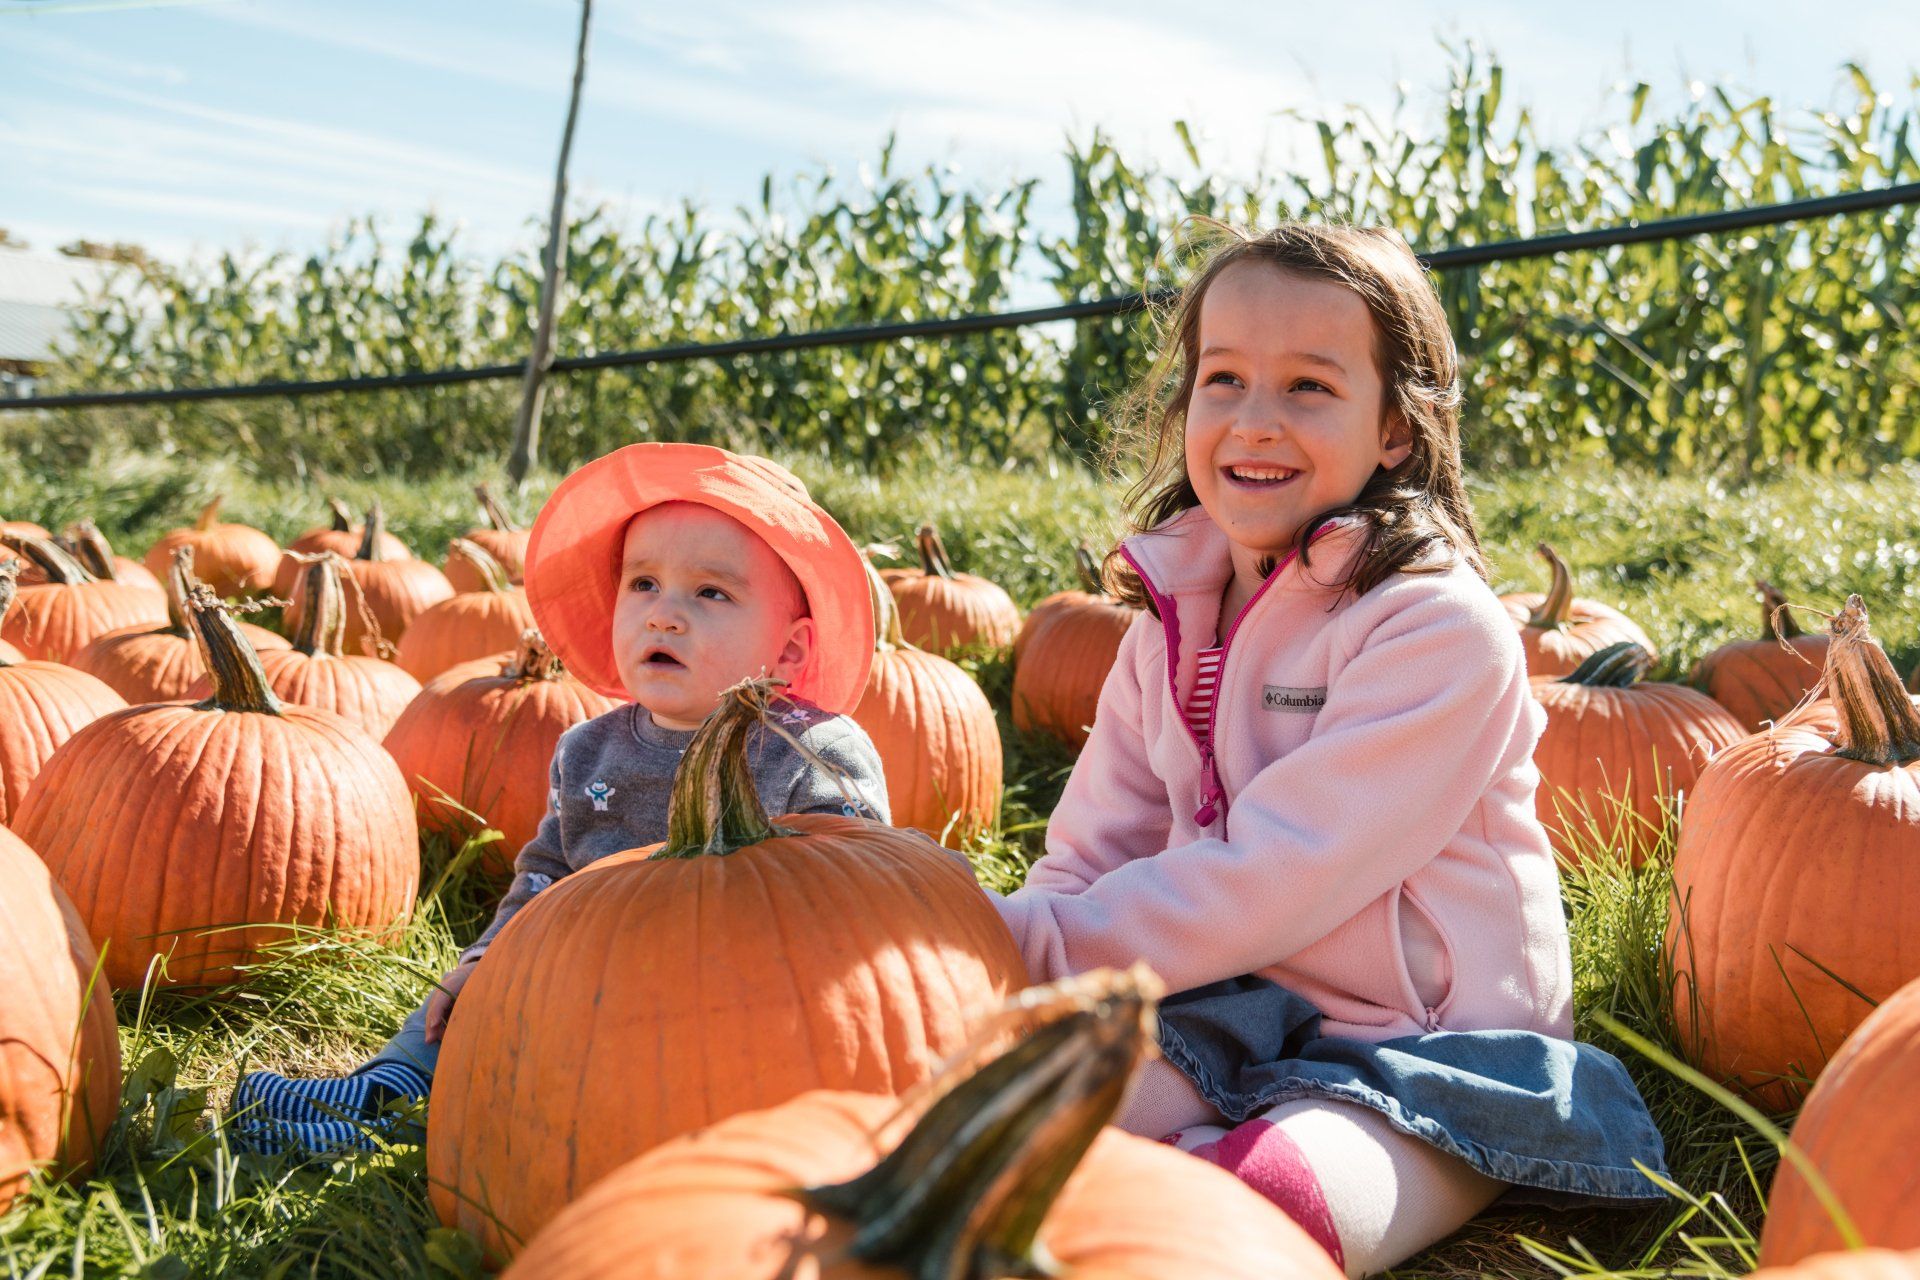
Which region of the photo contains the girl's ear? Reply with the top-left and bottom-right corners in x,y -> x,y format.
773,615 -> 817,683
1380,410 -> 1415,471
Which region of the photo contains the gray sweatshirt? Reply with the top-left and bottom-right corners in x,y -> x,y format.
462,699 -> 891,961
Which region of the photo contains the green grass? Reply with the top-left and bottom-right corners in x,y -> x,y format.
7,451 -> 1911,1278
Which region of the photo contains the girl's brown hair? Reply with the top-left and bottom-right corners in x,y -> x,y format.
1104,219 -> 1486,610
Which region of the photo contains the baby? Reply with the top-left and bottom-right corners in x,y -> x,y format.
231,443 -> 889,1156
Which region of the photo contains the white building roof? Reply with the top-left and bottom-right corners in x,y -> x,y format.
0,246 -> 139,364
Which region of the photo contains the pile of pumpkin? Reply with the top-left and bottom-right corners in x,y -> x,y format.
7,498 -> 1920,1277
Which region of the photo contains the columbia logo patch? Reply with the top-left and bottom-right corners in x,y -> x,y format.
1262,685 -> 1327,713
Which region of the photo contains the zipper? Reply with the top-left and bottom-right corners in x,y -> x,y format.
1119,522 -> 1336,829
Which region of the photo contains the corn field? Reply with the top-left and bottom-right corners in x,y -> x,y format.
15,50 -> 1920,478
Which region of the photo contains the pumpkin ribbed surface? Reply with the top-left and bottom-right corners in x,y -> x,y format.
1013,598 -> 1136,748
1,582 -> 165,665
72,621 -> 289,705
16,587 -> 418,989
1759,980 -> 1920,1263
1669,597 -> 1920,1108
0,660 -> 127,827
394,540 -> 536,680
428,681 -> 1027,1263
141,498 -> 280,598
0,825 -> 121,1211
271,527 -> 410,600
1693,582 -> 1830,733
884,524 -> 1020,654
449,486 -> 529,589
383,636 -> 618,874
503,966 -> 1336,1280
283,504 -> 452,654
189,648 -> 422,740
1530,646 -> 1746,862
854,648 -> 1002,846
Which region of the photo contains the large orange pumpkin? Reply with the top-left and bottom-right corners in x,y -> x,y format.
429,679 -> 1028,1262
1530,642 -> 1746,862
1012,543 -> 1106,664
1759,975 -> 1920,1263
850,559 -> 1002,846
270,497 -> 413,599
1753,1253 -> 1920,1280
383,630 -> 619,876
445,484 -> 529,591
1669,596 -> 1920,1108
0,533 -> 166,664
883,523 -> 1020,654
0,561 -> 128,826
502,966 -> 1341,1280
394,539 -> 536,681
141,495 -> 281,598
1693,581 -> 1831,733
283,502 -> 452,656
192,553 -> 421,740
1012,544 -> 1138,749
1500,542 -> 1656,679
0,824 -> 121,1212
17,584 -> 419,989
72,546 -> 290,704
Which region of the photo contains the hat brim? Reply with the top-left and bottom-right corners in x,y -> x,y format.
524,443 -> 875,715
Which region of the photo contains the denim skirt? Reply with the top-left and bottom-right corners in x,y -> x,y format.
1156,976 -> 1669,1206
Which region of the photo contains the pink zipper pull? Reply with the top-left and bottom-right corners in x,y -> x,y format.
1194,751 -> 1224,827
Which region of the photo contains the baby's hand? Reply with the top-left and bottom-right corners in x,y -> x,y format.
424,957 -> 484,1044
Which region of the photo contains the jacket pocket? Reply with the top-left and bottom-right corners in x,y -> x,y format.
1395,882 -> 1458,1031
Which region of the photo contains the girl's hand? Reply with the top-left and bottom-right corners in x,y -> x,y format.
424,957 -> 483,1044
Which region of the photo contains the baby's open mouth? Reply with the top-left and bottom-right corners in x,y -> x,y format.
642,648 -> 685,668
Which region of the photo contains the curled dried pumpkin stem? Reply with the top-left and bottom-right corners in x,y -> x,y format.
1525,542 -> 1575,630
656,677 -> 802,859
448,537 -> 511,594
288,552 -> 348,657
188,584 -> 282,715
326,497 -> 354,532
1823,595 -> 1920,765
505,629 -> 565,682
61,521 -> 120,582
916,523 -> 956,581
1560,640 -> 1653,688
475,484 -> 519,533
355,500 -> 392,563
800,964 -> 1166,1280
1754,580 -> 1804,642
0,531 -> 94,585
162,546 -> 199,635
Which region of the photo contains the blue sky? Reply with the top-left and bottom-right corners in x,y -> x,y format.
6,0 -> 1919,268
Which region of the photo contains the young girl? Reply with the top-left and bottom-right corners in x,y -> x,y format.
994,223 -> 1666,1276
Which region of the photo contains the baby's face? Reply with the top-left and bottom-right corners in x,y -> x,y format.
611,502 -> 813,730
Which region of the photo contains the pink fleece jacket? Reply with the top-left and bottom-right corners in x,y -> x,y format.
996,508 -> 1575,1042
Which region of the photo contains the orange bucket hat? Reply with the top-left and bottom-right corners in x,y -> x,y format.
523,443 -> 875,714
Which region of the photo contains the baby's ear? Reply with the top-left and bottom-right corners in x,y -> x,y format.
774,614 -> 817,682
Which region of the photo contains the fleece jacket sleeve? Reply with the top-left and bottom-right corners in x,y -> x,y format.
460,750 -> 569,964
1020,614 -> 1175,895
997,581 -> 1531,993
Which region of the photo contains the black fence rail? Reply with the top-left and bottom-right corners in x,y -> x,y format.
5,180 -> 1918,414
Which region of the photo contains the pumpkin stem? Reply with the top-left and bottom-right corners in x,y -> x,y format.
800,965 -> 1167,1280
1524,542 -> 1575,629
916,523 -> 956,581
504,628 -> 565,682
475,484 -> 518,533
0,558 -> 17,664
0,531 -> 94,584
1072,543 -> 1105,596
61,521 -> 121,581
1823,595 -> 1920,765
356,501 -> 391,562
1560,640 -> 1654,688
656,677 -> 801,859
447,537 -> 510,594
189,584 -> 282,715
288,553 -> 348,657
864,555 -> 912,654
162,546 -> 198,636
327,497 -> 354,532
1755,580 -> 1803,642
194,496 -> 224,532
